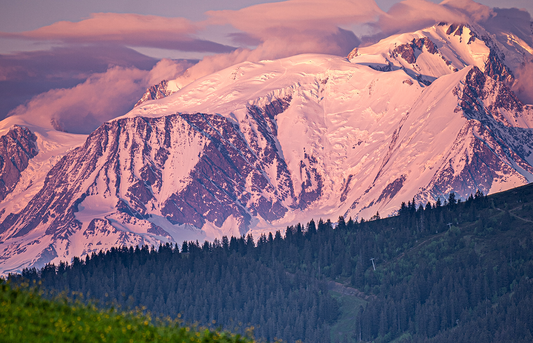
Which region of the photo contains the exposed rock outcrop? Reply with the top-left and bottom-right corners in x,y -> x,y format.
135,80 -> 175,107
391,37 -> 439,64
0,126 -> 38,201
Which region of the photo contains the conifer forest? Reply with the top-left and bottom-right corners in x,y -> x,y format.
10,184 -> 533,343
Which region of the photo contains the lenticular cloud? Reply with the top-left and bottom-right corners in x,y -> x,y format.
0,13 -> 234,53
206,0 -> 384,34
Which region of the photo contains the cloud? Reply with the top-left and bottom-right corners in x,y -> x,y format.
7,59 -> 194,134
0,45 -> 159,120
146,58 -> 196,86
512,59 -> 533,105
253,27 -> 361,58
370,0 -> 494,39
0,44 -> 157,82
208,0 -> 378,56
483,7 -> 533,48
1,13 -> 235,53
207,0 -> 378,54
207,0 -> 384,34
441,0 -> 494,22
173,27 -> 361,89
227,33 -> 262,47
172,0 -> 377,89
174,48 -> 254,89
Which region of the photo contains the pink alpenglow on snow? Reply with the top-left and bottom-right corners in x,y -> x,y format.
0,0 -> 532,275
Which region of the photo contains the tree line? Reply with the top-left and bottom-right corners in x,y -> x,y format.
11,186 -> 533,342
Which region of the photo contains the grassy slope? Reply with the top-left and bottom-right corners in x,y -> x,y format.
0,282 -> 255,343
329,291 -> 366,342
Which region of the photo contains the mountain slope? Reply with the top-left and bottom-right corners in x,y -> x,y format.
0,23 -> 532,274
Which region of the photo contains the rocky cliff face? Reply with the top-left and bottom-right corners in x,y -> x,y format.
0,93 -> 304,237
0,92 -> 304,273
391,37 -> 439,64
0,126 -> 38,202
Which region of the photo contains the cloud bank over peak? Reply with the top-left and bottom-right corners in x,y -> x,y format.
172,0 -> 382,89
207,0 -> 382,56
6,59 -> 194,134
370,0 -> 494,40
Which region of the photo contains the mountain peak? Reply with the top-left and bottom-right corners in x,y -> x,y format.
1,22 -> 533,275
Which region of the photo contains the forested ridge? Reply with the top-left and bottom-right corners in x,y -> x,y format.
10,183 -> 533,342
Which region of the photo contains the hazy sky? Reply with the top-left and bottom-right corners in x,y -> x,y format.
0,0 -> 531,133
1,1 -> 531,30
1,0 -> 531,57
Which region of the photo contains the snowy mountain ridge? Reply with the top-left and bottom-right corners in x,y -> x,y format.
134,79 -> 181,107
349,22 -> 526,87
1,22 -> 532,275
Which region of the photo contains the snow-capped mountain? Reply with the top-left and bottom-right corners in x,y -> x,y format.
1,22 -> 532,275
350,23 -> 523,85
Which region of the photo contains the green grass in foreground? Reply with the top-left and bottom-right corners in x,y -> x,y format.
0,281 -> 255,343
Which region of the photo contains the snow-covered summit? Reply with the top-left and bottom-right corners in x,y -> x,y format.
349,22 -> 529,86
1,22 -> 532,275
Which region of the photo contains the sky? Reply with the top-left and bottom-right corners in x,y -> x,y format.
0,0 -> 532,133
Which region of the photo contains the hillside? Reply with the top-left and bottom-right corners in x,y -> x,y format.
10,183 -> 533,342
0,281 -> 255,343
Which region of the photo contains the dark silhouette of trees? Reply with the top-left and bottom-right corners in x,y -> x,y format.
12,185 -> 533,343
